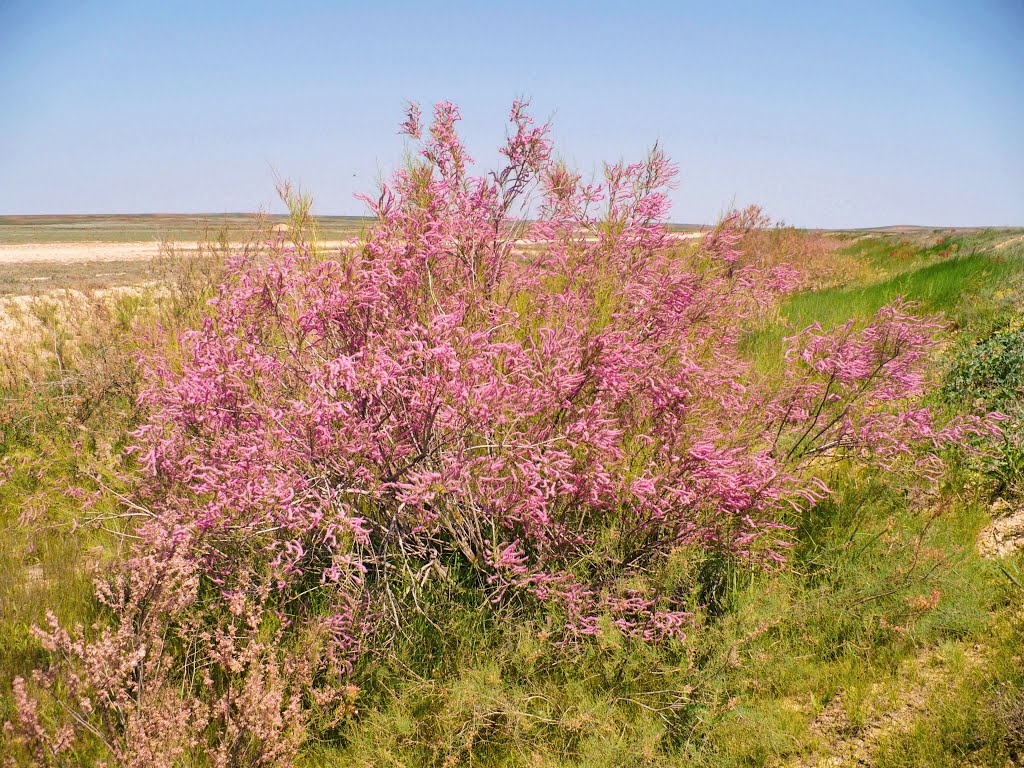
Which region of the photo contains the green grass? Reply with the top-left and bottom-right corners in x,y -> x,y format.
741,231 -> 1024,373
872,601 -> 1024,768
784,251 -> 1020,329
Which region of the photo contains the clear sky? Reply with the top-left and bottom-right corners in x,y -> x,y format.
1,0 -> 1021,227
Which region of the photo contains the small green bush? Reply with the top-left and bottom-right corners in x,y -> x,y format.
944,323 -> 1024,496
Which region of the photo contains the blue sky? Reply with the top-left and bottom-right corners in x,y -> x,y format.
1,0 -> 1021,227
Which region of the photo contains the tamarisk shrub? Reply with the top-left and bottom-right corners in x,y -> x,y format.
8,102 -> 997,763
729,203 -> 846,289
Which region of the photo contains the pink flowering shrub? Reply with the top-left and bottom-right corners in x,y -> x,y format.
5,522 -> 358,767
774,301 -> 996,476
8,102 -> 996,762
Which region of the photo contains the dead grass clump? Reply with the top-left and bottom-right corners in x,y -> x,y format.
0,292 -> 141,446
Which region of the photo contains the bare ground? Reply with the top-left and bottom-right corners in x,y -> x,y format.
0,239 -> 355,296
979,500 -> 1024,559
0,241 -> 175,265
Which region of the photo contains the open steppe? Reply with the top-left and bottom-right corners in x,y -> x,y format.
0,215 -> 371,295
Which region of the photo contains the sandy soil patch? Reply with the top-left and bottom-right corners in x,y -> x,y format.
0,240 -> 356,266
978,499 -> 1024,559
0,241 -> 172,265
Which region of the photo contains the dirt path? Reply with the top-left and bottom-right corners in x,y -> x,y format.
996,234 -> 1024,250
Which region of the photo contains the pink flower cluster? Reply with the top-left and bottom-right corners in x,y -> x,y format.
775,301 -> 1001,476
